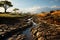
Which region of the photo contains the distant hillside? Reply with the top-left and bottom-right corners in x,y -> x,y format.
36,10 -> 60,25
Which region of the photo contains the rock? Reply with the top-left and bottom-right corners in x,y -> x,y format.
33,30 -> 37,35
36,32 -> 42,37
38,37 -> 45,40
31,21 -> 60,40
0,29 -> 3,32
8,34 -> 26,40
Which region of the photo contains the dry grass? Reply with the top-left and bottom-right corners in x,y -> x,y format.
0,13 -> 21,17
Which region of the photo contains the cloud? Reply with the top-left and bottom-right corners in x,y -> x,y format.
25,6 -> 41,13
19,6 -> 41,13
0,5 -> 60,13
50,0 -> 59,3
20,6 -> 60,13
0,0 -> 11,1
0,7 -> 14,12
51,5 -> 60,8
0,7 -> 4,12
0,6 -> 41,13
7,7 -> 15,12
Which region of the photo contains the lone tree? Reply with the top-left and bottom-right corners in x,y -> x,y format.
0,0 -> 13,13
13,8 -> 19,13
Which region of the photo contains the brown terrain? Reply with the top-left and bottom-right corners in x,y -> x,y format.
31,10 -> 60,40
0,14 -> 33,40
0,10 -> 60,40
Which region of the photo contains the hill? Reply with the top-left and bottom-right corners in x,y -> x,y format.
31,10 -> 60,40
34,10 -> 60,25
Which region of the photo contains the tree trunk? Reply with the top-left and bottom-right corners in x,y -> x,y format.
4,5 -> 7,13
4,2 -> 7,13
5,8 -> 6,13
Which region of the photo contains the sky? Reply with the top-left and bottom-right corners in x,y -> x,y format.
0,0 -> 60,13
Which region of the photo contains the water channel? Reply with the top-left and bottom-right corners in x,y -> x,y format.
22,18 -> 37,40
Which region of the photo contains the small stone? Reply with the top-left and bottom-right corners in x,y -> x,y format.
32,29 -> 37,35
38,37 -> 45,40
36,32 -> 42,37
0,29 -> 2,32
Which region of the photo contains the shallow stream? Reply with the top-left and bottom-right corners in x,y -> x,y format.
22,18 -> 37,40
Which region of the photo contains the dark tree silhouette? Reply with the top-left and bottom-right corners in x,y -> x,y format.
0,0 -> 13,13
13,8 -> 19,13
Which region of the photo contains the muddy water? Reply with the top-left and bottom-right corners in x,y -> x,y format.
22,26 -> 33,40
22,19 -> 37,40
